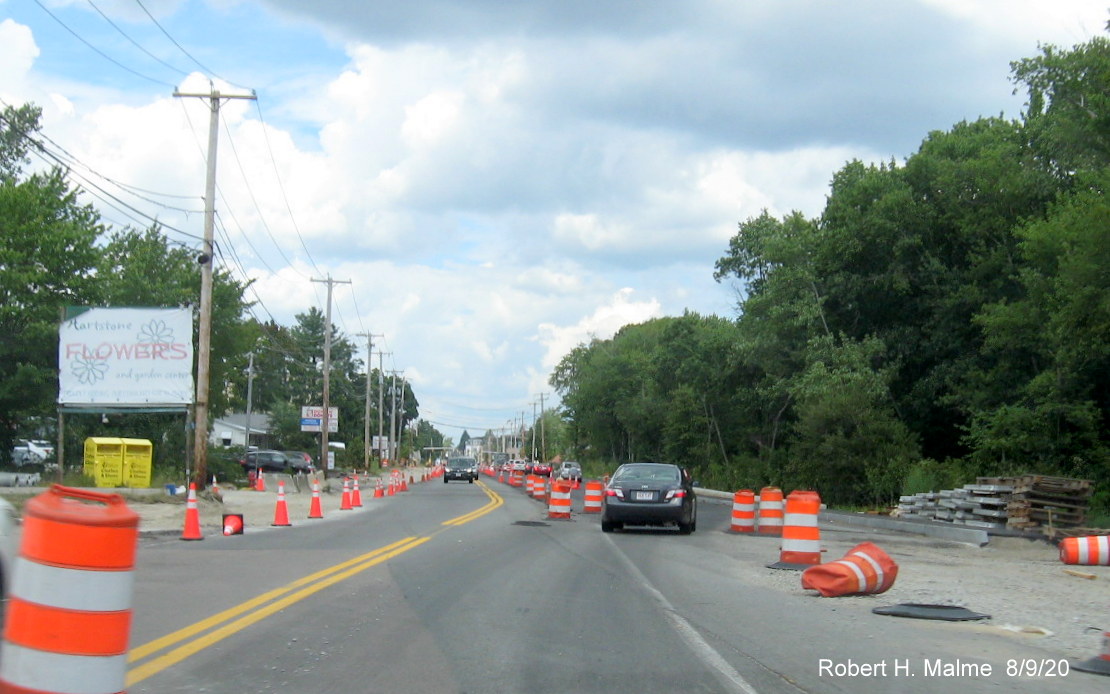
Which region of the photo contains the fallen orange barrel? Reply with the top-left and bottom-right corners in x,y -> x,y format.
583,480 -> 603,514
801,541 -> 898,597
1059,535 -> 1110,566
757,486 -> 784,535
768,490 -> 822,570
0,485 -> 139,694
729,489 -> 756,533
548,480 -> 572,519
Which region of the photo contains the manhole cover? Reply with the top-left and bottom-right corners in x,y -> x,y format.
513,521 -> 550,527
872,604 -> 990,621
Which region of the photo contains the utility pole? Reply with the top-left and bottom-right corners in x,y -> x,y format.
539,392 -> 547,463
356,333 -> 383,470
243,352 -> 256,451
311,275 -> 351,472
175,83 -> 256,488
531,401 -> 538,461
377,351 -> 391,464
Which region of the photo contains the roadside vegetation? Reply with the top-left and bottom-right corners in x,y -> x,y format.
543,37 -> 1110,514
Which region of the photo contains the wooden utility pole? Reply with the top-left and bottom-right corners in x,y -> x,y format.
243,352 -> 256,450
356,333 -> 383,470
311,275 -> 351,471
175,84 -> 256,488
377,351 -> 391,463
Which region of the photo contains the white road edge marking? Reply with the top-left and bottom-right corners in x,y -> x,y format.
606,536 -> 761,694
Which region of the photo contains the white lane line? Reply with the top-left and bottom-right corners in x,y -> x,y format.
606,536 -> 761,694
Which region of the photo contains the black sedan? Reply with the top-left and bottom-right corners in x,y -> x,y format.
601,462 -> 697,534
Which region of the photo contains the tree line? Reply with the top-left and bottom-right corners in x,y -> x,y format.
550,37 -> 1110,510
0,104 -> 445,479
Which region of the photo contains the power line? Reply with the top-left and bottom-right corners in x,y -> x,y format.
31,0 -> 174,88
133,0 -> 237,86
86,0 -> 191,78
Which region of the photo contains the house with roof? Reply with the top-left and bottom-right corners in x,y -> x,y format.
209,413 -> 273,449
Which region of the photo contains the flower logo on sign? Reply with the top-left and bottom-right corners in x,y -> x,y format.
138,319 -> 174,345
72,355 -> 109,385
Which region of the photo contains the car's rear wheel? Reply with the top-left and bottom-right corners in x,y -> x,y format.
601,520 -> 614,532
443,478 -> 448,484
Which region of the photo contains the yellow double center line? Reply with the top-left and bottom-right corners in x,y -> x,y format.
127,481 -> 503,687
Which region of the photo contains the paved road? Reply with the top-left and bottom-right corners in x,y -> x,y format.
117,477 -> 1105,693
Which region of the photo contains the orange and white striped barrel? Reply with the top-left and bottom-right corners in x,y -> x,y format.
729,489 -> 756,532
769,490 -> 822,568
548,480 -> 572,519
525,474 -> 535,496
757,486 -> 784,535
801,541 -> 898,597
583,480 -> 604,513
0,485 -> 139,694
532,476 -> 547,502
1060,535 -> 1110,565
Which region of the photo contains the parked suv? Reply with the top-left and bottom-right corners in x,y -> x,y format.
283,451 -> 315,474
444,456 -> 478,483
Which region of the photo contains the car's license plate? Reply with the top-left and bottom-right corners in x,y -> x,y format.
634,491 -> 654,501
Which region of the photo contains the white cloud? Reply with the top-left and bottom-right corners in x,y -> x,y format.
536,288 -> 662,370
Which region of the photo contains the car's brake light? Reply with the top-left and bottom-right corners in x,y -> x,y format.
664,489 -> 686,500
604,489 -> 624,499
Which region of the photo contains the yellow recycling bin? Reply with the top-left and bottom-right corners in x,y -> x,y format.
121,438 -> 153,488
84,437 -> 124,487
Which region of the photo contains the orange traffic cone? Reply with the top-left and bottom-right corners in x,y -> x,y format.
1075,631 -> 1110,676
351,476 -> 363,507
272,481 -> 292,526
222,514 -> 244,536
254,469 -> 266,492
340,478 -> 353,510
211,475 -> 220,496
373,478 -> 384,498
308,479 -> 324,519
181,482 -> 203,541
401,475 -> 410,492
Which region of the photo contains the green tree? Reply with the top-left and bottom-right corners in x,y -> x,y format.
0,104 -> 102,459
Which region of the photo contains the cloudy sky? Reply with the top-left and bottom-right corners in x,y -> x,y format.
1,1 -> 1106,441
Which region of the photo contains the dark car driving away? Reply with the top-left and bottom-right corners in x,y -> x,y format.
601,462 -> 697,534
444,456 -> 478,483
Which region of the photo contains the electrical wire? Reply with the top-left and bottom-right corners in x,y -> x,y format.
31,0 -> 175,88
86,0 -> 191,79
133,0 -> 239,87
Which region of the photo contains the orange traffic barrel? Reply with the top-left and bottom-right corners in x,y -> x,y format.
768,490 -> 822,569
801,541 -> 898,597
532,476 -> 547,502
548,480 -> 572,519
0,485 -> 139,694
583,480 -> 604,513
1059,535 -> 1110,565
757,486 -> 784,535
729,489 -> 756,533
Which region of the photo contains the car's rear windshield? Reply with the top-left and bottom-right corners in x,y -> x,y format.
448,458 -> 475,468
614,464 -> 679,482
